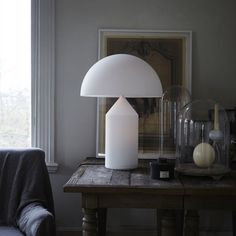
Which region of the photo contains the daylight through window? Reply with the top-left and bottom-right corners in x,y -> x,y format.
0,0 -> 31,147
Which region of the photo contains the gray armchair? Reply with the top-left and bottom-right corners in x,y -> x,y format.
0,148 -> 56,236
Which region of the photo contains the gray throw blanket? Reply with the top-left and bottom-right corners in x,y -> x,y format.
17,203 -> 54,236
0,148 -> 55,235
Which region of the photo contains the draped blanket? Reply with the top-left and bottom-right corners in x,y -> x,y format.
0,149 -> 54,230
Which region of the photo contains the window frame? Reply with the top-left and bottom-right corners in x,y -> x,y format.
31,0 -> 58,172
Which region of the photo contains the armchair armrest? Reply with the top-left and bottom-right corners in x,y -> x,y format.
17,203 -> 55,236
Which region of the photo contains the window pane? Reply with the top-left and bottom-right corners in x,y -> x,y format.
0,0 -> 31,147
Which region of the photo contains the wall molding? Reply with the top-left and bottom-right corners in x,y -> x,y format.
31,0 -> 58,173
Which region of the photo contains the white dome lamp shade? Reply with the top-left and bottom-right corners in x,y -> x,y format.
81,54 -> 163,169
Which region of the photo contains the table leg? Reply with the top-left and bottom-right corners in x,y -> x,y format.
82,208 -> 98,236
98,208 -> 107,236
183,210 -> 199,236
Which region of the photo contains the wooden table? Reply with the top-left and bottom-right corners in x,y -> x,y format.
63,158 -> 236,236
180,173 -> 236,236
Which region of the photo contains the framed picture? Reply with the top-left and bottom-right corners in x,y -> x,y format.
96,29 -> 192,158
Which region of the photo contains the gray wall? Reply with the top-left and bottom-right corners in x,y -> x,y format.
52,0 -> 236,233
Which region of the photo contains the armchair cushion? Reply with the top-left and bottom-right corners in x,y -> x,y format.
0,227 -> 24,236
17,203 -> 55,236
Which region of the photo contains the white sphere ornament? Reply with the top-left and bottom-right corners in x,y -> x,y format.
193,143 -> 215,168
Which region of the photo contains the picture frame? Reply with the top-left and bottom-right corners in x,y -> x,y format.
96,29 -> 192,158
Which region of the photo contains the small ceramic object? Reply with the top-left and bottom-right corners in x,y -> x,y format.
193,142 -> 215,168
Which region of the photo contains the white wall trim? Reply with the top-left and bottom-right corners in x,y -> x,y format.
31,0 -> 58,173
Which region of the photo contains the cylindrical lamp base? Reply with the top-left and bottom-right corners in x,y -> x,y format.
105,96 -> 138,170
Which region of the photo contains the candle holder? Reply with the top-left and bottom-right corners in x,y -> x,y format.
175,99 -> 230,180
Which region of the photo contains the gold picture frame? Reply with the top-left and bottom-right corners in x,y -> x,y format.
96,29 -> 192,158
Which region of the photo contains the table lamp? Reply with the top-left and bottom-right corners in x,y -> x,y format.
80,54 -> 163,169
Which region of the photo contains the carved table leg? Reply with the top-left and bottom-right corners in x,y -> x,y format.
82,208 -> 98,236
183,210 -> 199,236
161,210 -> 178,236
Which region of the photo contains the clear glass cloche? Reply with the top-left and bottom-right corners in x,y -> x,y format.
175,99 -> 230,179
160,85 -> 191,159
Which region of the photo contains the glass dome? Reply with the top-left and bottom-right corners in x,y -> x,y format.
160,85 -> 191,158
175,99 -> 230,179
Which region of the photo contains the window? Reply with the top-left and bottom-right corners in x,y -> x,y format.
0,0 -> 31,147
0,0 -> 58,172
